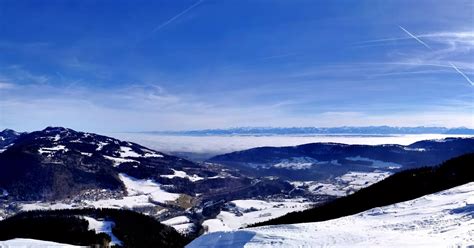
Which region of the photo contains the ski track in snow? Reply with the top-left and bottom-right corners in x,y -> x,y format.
188,182 -> 474,247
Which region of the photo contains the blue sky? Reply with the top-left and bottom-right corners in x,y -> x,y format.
0,0 -> 473,132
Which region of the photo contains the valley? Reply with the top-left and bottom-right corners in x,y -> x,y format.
0,127 -> 473,247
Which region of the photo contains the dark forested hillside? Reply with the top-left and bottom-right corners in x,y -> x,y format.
0,208 -> 189,248
251,153 -> 474,227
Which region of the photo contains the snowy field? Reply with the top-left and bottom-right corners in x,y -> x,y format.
20,173 -> 181,211
108,133 -> 473,156
291,171 -> 392,197
202,198 -> 313,233
187,182 -> 474,247
162,215 -> 195,234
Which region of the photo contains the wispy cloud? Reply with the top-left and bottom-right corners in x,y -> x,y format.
0,82 -> 15,90
152,0 -> 203,33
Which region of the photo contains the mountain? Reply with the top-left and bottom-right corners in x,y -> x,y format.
251,152 -> 474,226
0,126 -> 207,201
187,181 -> 474,247
147,126 -> 474,136
0,129 -> 24,151
0,127 -> 301,236
208,137 -> 474,180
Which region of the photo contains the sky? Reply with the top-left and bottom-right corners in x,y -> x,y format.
0,0 -> 473,132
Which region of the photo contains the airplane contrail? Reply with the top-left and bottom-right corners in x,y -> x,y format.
399,26 -> 431,49
449,62 -> 474,86
152,0 -> 203,33
399,26 -> 473,86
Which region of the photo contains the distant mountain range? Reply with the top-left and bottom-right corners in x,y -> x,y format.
143,126 -> 474,136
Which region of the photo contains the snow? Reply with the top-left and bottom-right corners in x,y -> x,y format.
21,174 -> 180,211
188,182 -> 474,248
161,169 -> 204,182
38,145 -> 68,155
118,146 -> 164,158
0,238 -> 81,247
119,146 -> 142,158
84,195 -> 156,209
202,198 -> 313,233
162,215 -> 191,225
1,188 -> 8,197
83,216 -> 122,246
102,146 -> 163,167
291,171 -> 392,197
95,142 -> 108,151
119,173 -> 180,203
338,171 -> 391,189
170,223 -> 195,233
81,174 -> 180,209
403,147 -> 427,152
143,152 -> 164,158
297,181 -> 348,197
103,155 -> 138,167
21,202 -> 77,211
202,219 -> 230,232
21,173 -> 181,210
272,157 -> 317,170
162,216 -> 195,234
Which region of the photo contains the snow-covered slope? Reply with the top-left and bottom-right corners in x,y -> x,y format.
187,182 -> 474,247
0,238 -> 81,247
162,215 -> 195,234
